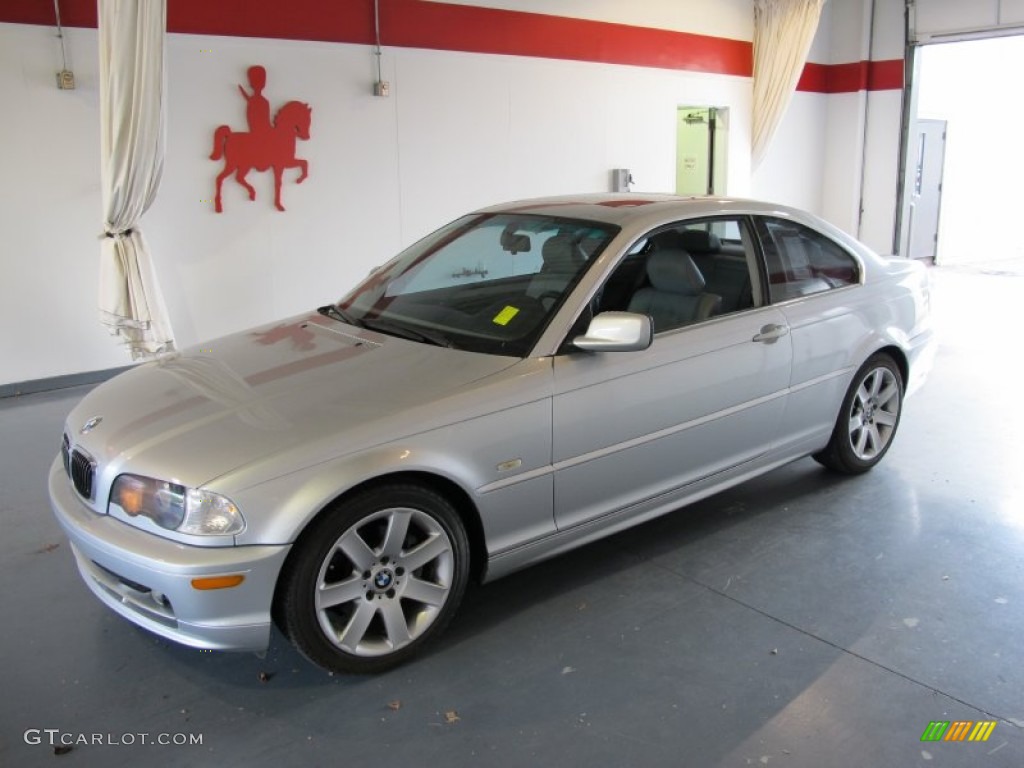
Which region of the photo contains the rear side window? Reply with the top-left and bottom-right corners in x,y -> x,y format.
756,217 -> 860,303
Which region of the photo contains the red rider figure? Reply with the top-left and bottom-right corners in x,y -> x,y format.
238,65 -> 271,136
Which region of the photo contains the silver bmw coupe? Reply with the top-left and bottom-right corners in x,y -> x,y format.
50,195 -> 935,673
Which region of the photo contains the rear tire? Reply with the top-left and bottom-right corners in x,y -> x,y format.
813,353 -> 904,475
275,483 -> 470,674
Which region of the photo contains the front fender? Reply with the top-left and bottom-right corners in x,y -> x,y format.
227,396 -> 554,551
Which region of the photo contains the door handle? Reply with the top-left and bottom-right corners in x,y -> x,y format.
752,323 -> 789,343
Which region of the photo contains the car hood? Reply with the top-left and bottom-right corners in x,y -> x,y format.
65,313 -> 520,488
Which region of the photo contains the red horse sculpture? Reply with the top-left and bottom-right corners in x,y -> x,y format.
210,100 -> 312,213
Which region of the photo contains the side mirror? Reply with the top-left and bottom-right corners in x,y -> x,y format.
572,312 -> 652,352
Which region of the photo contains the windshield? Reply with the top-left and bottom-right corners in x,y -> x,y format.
335,213 -> 619,356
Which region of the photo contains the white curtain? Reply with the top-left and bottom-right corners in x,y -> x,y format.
98,0 -> 175,360
752,0 -> 826,169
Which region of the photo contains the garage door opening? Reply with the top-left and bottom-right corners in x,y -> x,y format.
901,35 -> 1024,268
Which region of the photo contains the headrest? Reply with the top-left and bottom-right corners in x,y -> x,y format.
542,234 -> 583,271
678,229 -> 721,254
646,249 -> 706,296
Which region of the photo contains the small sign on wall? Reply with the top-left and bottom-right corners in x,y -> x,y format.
210,65 -> 312,213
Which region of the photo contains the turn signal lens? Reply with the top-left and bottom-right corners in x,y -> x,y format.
116,479 -> 145,515
191,575 -> 245,590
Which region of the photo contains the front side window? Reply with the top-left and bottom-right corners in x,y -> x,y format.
756,217 -> 861,303
336,213 -> 618,357
589,216 -> 760,336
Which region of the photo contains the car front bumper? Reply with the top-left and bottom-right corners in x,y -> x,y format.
48,457 -> 290,652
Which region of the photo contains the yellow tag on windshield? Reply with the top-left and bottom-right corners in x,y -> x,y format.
492,306 -> 520,326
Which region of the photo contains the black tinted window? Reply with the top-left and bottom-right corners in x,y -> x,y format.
593,216 -> 758,335
757,218 -> 860,303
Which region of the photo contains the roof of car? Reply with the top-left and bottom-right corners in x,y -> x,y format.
476,193 -> 798,226
474,193 -> 877,262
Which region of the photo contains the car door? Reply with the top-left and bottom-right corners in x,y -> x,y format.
550,216 -> 793,531
752,215 -> 868,453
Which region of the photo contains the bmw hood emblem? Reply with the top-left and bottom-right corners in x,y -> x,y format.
80,416 -> 103,435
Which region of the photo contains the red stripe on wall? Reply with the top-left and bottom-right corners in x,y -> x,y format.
3,0 -> 374,45
797,62 -> 831,92
3,0 -> 96,27
867,59 -> 904,90
380,0 -> 750,76
4,0 -> 899,90
797,59 -> 903,93
3,0 -> 747,75
167,1 -> 374,45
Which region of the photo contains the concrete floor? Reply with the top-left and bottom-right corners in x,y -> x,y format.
2,263 -> 1023,767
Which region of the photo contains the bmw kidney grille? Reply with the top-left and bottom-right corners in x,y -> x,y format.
63,434 -> 96,500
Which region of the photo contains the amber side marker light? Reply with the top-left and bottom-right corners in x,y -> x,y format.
191,575 -> 245,590
116,484 -> 144,516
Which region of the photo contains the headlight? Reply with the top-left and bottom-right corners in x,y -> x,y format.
110,475 -> 245,535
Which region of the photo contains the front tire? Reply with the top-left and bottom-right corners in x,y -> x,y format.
276,483 -> 470,674
813,353 -> 904,475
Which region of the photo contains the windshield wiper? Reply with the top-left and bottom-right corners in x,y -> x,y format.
317,304 -> 362,328
319,305 -> 453,348
358,317 -> 454,349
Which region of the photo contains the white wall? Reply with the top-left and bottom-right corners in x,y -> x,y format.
816,0 -> 907,254
751,92 -> 827,213
1,13 -> 760,386
860,0 -> 908,255
0,24 -> 125,382
859,89 -> 904,254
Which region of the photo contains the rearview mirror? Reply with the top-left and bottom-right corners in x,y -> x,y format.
573,312 -> 652,352
500,226 -> 531,254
